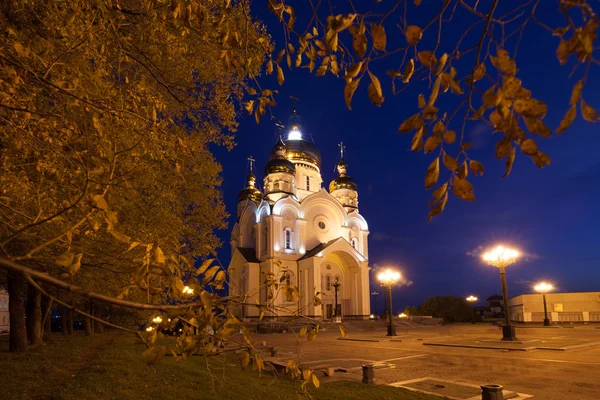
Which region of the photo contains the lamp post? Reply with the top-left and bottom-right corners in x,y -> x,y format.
332,277 -> 341,322
466,295 -> 478,324
482,245 -> 520,341
534,282 -> 553,326
377,269 -> 401,336
371,291 -> 379,316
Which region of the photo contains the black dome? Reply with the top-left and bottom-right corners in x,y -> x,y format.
264,158 -> 296,175
329,175 -> 357,192
282,139 -> 321,166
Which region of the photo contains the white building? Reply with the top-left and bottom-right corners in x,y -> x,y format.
0,288 -> 8,333
228,112 -> 371,320
509,291 -> 600,323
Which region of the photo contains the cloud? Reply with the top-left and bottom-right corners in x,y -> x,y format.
371,233 -> 413,245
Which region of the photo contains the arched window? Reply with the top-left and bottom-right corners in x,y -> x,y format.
326,275 -> 331,291
350,237 -> 358,249
274,181 -> 280,190
305,175 -> 310,190
284,228 -> 292,250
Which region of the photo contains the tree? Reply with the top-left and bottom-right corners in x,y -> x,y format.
259,0 -> 599,220
419,295 -> 472,323
0,0 -> 269,350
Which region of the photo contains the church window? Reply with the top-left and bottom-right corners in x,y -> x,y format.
351,238 -> 358,249
326,275 -> 331,291
305,175 -> 310,190
318,221 -> 326,230
274,181 -> 280,190
284,228 -> 292,250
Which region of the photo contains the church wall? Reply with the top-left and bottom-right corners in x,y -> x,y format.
294,164 -> 322,201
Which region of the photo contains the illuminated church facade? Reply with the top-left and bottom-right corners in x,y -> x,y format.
228,112 -> 371,320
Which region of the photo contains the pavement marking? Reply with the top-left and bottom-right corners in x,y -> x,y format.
379,354 -> 428,363
328,341 -> 600,366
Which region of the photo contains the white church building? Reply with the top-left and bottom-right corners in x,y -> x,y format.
228,111 -> 371,320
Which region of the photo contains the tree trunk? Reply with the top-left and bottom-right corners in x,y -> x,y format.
41,294 -> 52,341
83,300 -> 94,336
95,304 -> 105,333
26,284 -> 42,345
67,304 -> 74,335
8,271 -> 28,352
58,306 -> 68,335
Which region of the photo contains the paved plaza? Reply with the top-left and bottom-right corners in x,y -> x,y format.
256,321 -> 600,399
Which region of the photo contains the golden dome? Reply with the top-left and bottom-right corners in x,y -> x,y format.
238,172 -> 262,204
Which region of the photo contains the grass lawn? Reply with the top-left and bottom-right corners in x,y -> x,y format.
0,331 -> 443,400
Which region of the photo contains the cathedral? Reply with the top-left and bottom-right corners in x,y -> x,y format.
228,111 -> 371,320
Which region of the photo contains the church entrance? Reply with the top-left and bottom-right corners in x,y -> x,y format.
320,250 -> 362,319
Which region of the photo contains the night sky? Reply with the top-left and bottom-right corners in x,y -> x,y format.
212,2 -> 600,312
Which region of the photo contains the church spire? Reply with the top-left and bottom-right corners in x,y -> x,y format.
337,142 -> 348,177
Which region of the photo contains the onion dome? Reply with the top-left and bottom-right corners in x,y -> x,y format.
273,111 -> 322,167
329,143 -> 357,192
265,136 -> 296,175
238,158 -> 262,204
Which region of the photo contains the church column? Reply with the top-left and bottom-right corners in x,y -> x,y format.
360,230 -> 370,259
297,219 -> 307,255
359,261 -> 371,318
266,216 -> 274,259
272,215 -> 283,253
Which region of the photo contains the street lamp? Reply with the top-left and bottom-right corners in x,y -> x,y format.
466,296 -> 478,324
371,291 -> 379,316
377,268 -> 401,336
332,277 -> 341,322
482,245 -> 520,341
534,282 -> 554,327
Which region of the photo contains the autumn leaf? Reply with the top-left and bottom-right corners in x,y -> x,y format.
581,99 -> 600,122
345,62 -> 363,81
276,64 -> 284,85
424,136 -> 440,154
458,161 -> 468,179
570,81 -> 583,105
513,98 -> 547,118
405,25 -> 422,45
418,94 -> 426,108
491,49 -> 517,76
402,59 -> 414,83
367,71 -> 384,106
417,51 -> 436,68
352,33 -> 368,58
470,160 -> 485,176
428,192 -> 448,222
520,138 -> 538,155
266,59 -> 273,75
110,230 -> 131,243
312,374 -> 320,389
557,105 -> 576,134
425,157 -> 439,189
92,194 -> 108,210
244,100 -> 254,115
442,151 -> 458,171
502,146 -> 516,177
338,325 -> 347,338
411,127 -> 423,151
197,258 -> 213,275
154,247 -> 166,264
344,78 -> 360,110
532,151 -> 551,168
452,178 -> 475,201
371,24 -> 386,51
473,63 -> 486,82
443,130 -> 456,144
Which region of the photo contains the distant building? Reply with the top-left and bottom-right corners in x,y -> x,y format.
509,291 -> 600,323
0,288 -> 8,333
486,295 -> 504,316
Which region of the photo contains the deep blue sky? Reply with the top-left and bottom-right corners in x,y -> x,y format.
212,1 -> 600,312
